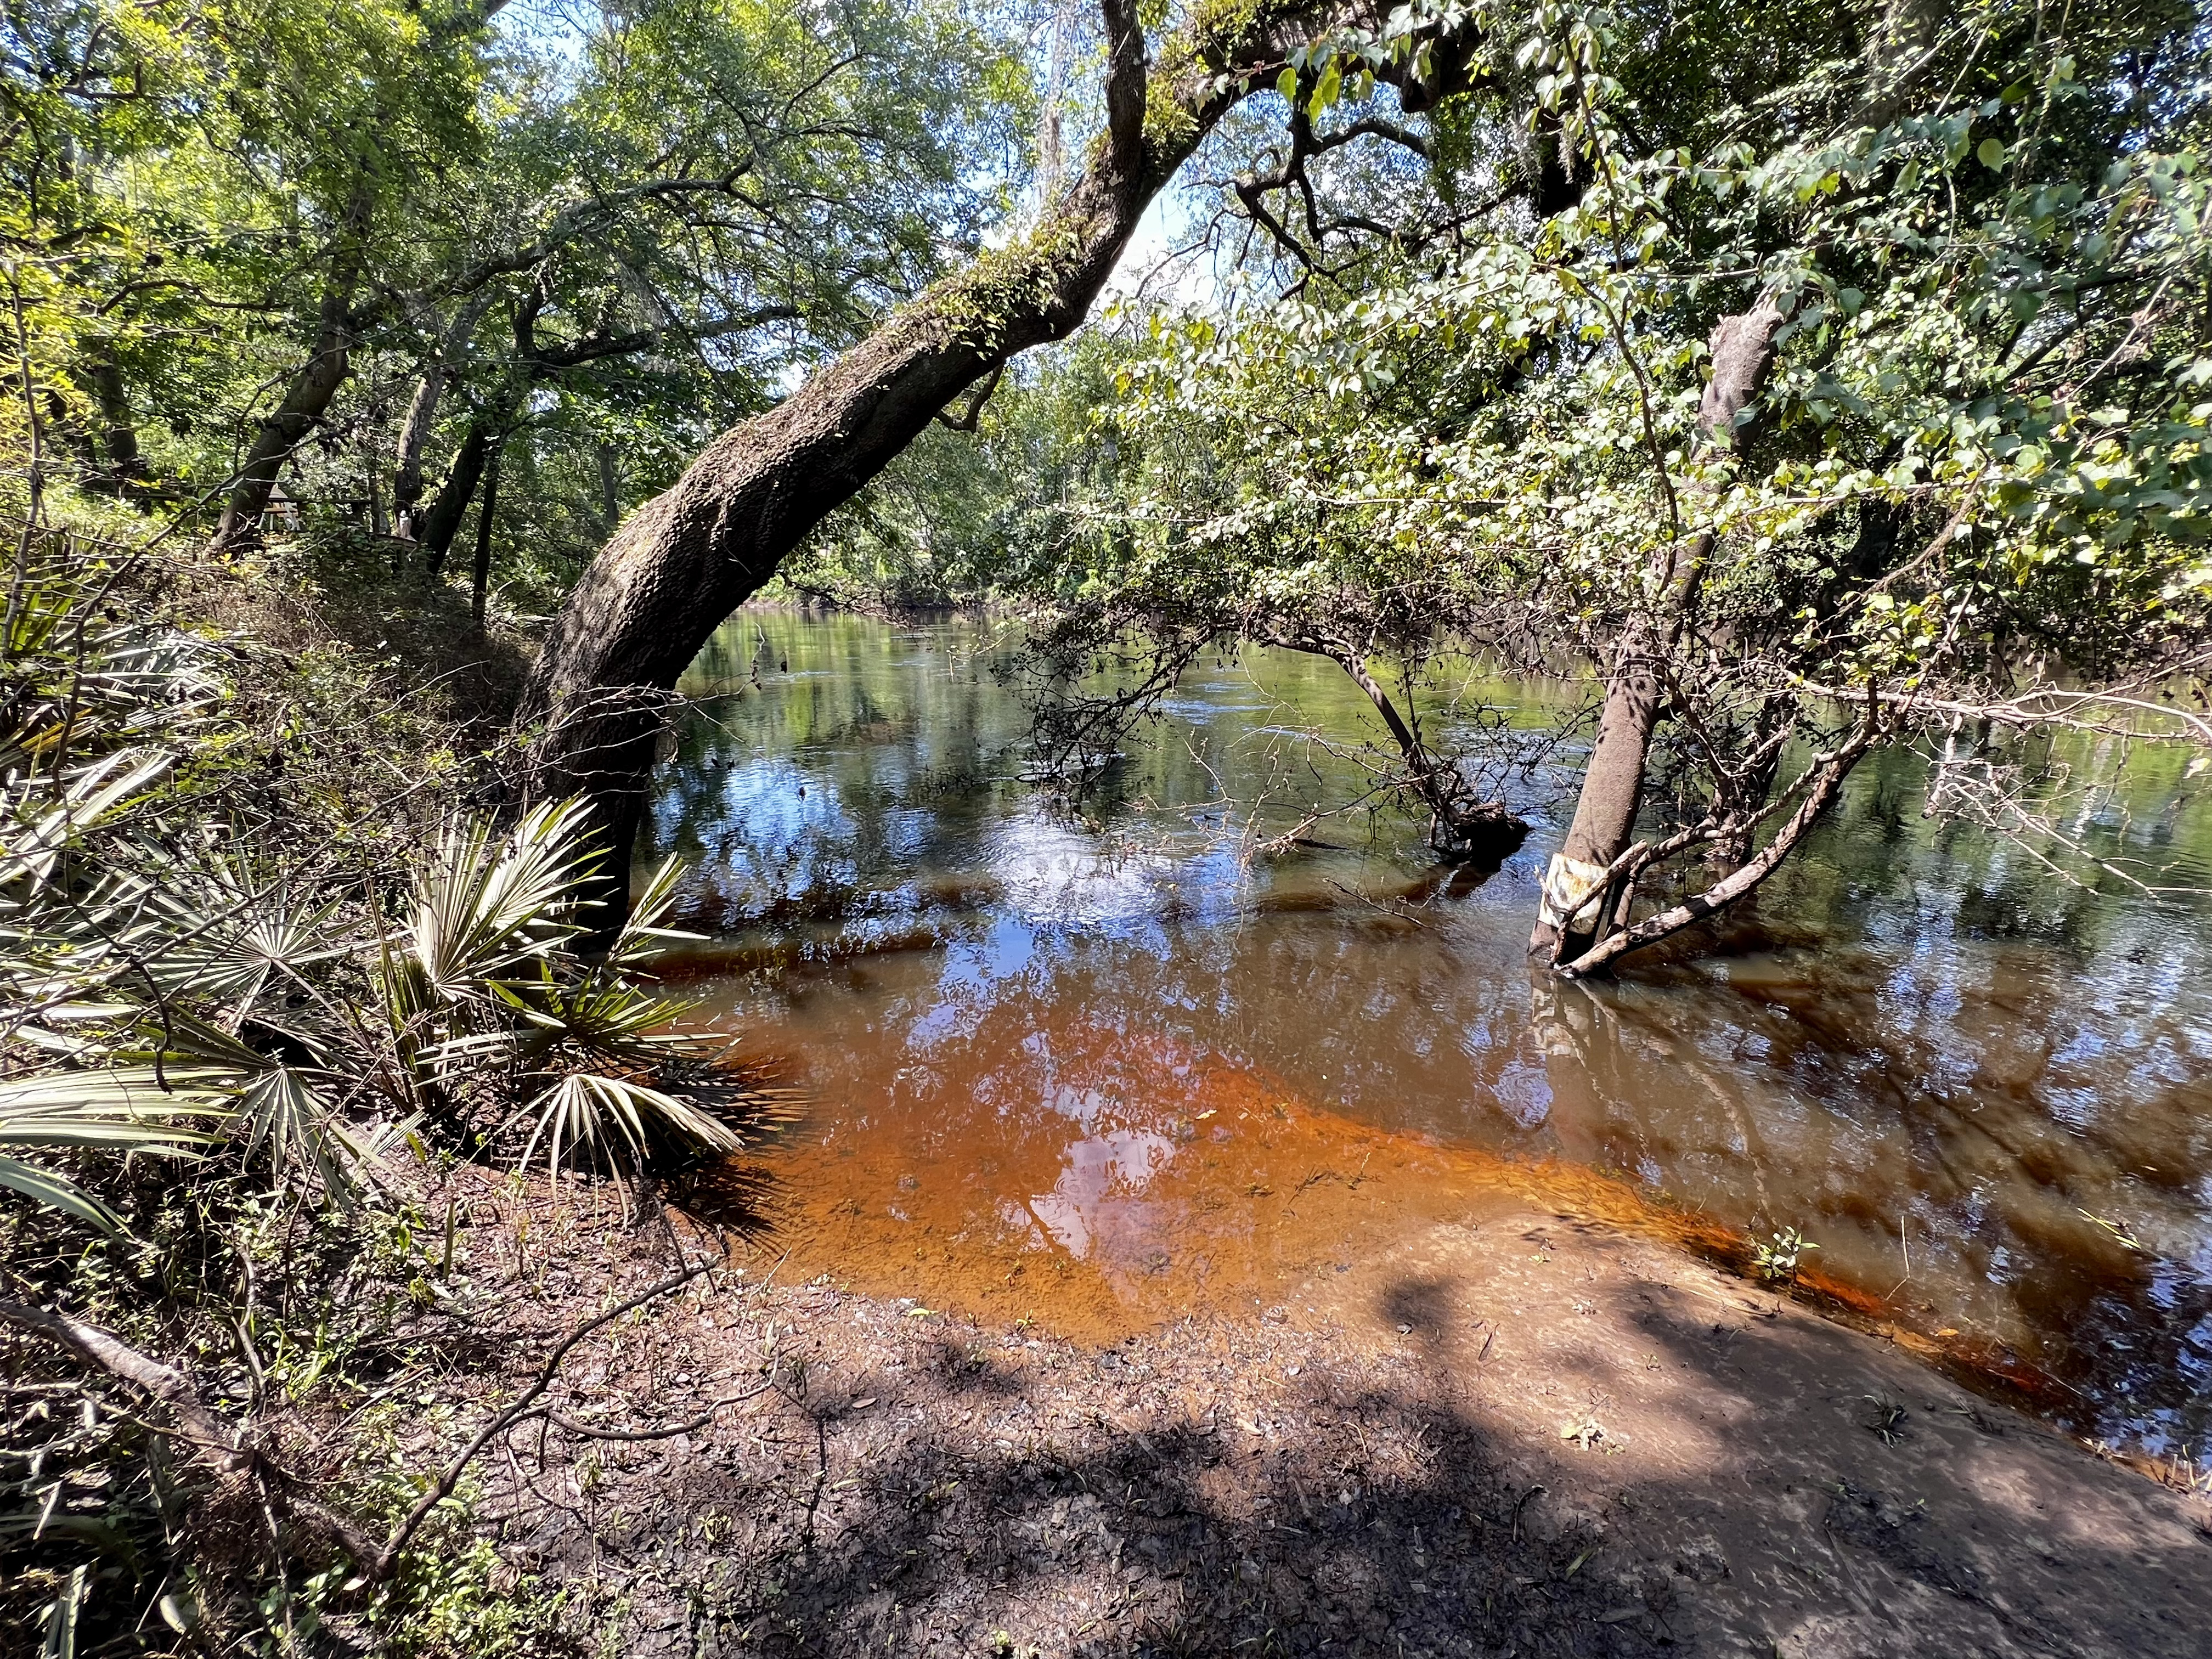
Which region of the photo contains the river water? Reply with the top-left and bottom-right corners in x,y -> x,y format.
645,609 -> 2212,1470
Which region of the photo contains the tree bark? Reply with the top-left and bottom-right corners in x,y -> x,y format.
1554,714 -> 1878,978
518,0 -> 1454,895
1530,293 -> 1788,960
394,291 -> 493,541
0,1297 -> 383,1568
417,296 -> 793,573
472,437 -> 503,628
208,187 -> 375,554
595,441 -> 620,534
417,411 -> 504,572
365,444 -> 386,536
78,358 -> 149,503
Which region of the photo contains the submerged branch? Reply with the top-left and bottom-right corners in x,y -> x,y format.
1555,710 -> 1883,978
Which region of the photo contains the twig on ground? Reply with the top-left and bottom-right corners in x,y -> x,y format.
1,1258 -> 720,1586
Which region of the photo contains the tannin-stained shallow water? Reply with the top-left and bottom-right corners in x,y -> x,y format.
646,610 -> 2212,1468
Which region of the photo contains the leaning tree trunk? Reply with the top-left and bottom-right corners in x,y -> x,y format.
79,358 -> 149,503
1555,712 -> 1881,978
1530,293 -> 1788,962
416,413 -> 503,572
208,188 -> 374,554
594,442 -> 621,535
394,292 -> 493,542
519,0 -> 1427,900
470,437 -> 503,628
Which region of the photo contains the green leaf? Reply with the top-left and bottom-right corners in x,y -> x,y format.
1977,137 -> 2008,170
516,1073 -> 743,1181
1310,61 -> 1342,117
0,1154 -> 129,1236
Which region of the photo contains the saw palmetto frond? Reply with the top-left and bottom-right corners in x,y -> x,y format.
0,1069 -> 230,1235
515,1071 -> 744,1182
390,798 -> 599,1020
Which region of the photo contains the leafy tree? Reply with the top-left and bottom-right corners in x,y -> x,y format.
905,0 -> 2212,968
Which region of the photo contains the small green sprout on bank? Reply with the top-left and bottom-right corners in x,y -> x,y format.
1752,1228 -> 1819,1286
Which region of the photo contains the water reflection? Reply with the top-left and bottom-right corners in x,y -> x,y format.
648,610 -> 2212,1467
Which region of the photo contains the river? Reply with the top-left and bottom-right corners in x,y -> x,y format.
644,608 -> 2212,1472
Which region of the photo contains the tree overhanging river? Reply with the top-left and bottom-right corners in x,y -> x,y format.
645,608 -> 2212,1472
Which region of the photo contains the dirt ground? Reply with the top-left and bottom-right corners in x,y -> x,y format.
406,1181 -> 2212,1658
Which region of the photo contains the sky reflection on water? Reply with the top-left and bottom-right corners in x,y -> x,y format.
647,610 -> 2212,1466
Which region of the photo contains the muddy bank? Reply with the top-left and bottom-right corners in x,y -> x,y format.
405,1182 -> 2209,1657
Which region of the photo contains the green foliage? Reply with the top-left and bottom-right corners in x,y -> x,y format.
1,1154 -> 578,1655
0,1076 -> 223,1234
890,0 -> 2212,873
1752,1226 -> 1818,1284
286,1453 -> 570,1656
0,525 -> 773,1234
787,331 -> 1142,609
6,0 -> 1032,598
0,512 -> 767,1652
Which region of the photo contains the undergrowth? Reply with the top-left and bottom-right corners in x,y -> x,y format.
0,494 -> 772,1654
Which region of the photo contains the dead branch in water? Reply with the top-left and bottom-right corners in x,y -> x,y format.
1555,710 -> 1882,978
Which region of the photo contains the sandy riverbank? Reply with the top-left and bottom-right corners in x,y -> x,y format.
399,1175 -> 2209,1656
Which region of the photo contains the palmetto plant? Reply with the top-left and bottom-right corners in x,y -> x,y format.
0,1071 -> 229,1235
396,812 -> 755,1181
387,798 -> 600,1031
1,533 -> 774,1235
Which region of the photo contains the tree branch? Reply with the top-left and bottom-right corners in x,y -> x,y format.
935,363 -> 1003,431
526,303 -> 800,375
1555,713 -> 1882,978
368,1260 -> 713,1579
1100,0 -> 1147,162
0,1297 -> 383,1568
1,1261 -> 718,1587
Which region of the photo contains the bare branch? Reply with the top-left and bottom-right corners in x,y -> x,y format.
0,1297 -> 384,1568
1556,711 -> 1883,978
370,1260 -> 714,1579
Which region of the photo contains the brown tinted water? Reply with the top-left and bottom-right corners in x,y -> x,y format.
648,610 -> 2212,1470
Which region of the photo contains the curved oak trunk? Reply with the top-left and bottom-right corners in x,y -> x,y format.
519,0 -> 1430,898
208,188 -> 374,555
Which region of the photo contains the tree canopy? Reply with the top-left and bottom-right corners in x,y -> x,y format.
787,0 -> 2212,957
7,0 -> 1031,584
